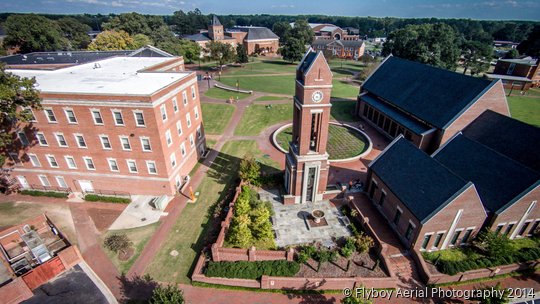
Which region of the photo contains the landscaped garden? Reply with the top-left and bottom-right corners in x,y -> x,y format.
275,124 -> 369,160
200,103 -> 235,135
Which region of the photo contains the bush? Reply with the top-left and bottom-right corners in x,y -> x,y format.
84,194 -> 131,204
104,234 -> 131,254
474,231 -> 514,257
20,189 -> 68,198
205,260 -> 300,279
341,237 -> 356,258
150,284 -> 184,304
354,231 -> 374,253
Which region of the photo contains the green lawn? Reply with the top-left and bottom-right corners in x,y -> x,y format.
206,139 -> 217,149
423,248 -> 481,263
201,103 -> 235,135
102,223 -> 159,274
220,75 -> 295,95
331,100 -> 358,122
328,60 -> 364,77
510,237 -> 539,251
507,95 -> 540,127
223,59 -> 297,76
204,87 -> 251,100
332,80 -> 360,100
145,140 -> 279,284
255,95 -> 289,102
234,104 -> 293,136
506,88 -> 540,98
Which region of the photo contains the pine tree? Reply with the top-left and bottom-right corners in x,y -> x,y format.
227,214 -> 252,248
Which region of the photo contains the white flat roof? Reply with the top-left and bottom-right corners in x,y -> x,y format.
8,57 -> 191,96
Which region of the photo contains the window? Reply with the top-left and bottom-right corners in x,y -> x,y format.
127,160 -> 138,173
186,113 -> 191,128
74,134 -> 87,148
507,63 -> 516,75
108,159 -> 119,172
55,176 -> 67,188
46,155 -> 58,168
146,161 -> 157,174
504,223 -> 515,235
165,129 -> 172,146
36,132 -> 48,146
182,91 -> 188,105
134,111 -> 145,127
64,109 -> 77,124
65,156 -> 77,169
28,154 -> 41,167
180,143 -> 186,157
529,221 -> 540,236
23,107 -> 36,122
112,110 -> 124,125
175,175 -> 181,188
405,223 -> 414,240
461,229 -> 473,244
176,121 -> 183,136
91,110 -> 103,125
393,209 -> 402,225
140,137 -> 152,152
83,157 -> 96,170
160,104 -> 167,121
172,98 -> 178,113
120,136 -> 131,150
421,234 -> 432,250
9,153 -> 22,166
18,132 -> 29,146
197,126 -> 202,139
191,86 -> 196,99
170,153 -> 177,167
379,191 -> 386,206
518,222 -> 531,236
100,135 -> 112,150
369,180 -> 378,199
38,175 -> 50,187
44,108 -> 57,122
55,133 -> 68,147
495,224 -> 504,234
433,232 -> 444,248
189,133 -> 195,147
194,106 -> 199,120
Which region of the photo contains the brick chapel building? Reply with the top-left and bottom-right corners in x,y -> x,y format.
5,55 -> 206,196
487,57 -> 540,91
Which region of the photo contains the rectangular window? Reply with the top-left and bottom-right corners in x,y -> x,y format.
165,129 -> 172,146
23,107 -> 36,122
44,108 -> 57,123
529,221 -> 540,236
194,106 -> 199,120
461,229 -> 473,244
433,233 -> 444,248
170,153 -> 177,167
191,86 -> 196,99
495,224 -> 504,234
146,161 -> 157,174
134,111 -> 145,127
172,98 -> 178,113
84,157 -> 95,170
186,113 -> 191,128
36,132 -> 48,146
160,104 -> 167,121
127,160 -> 138,173
189,133 -> 195,147
393,209 -> 402,225
180,143 -> 186,157
197,126 -> 202,139
38,175 -> 50,187
182,91 -> 188,105
176,121 -> 183,136
55,176 -> 67,188
65,156 -> 77,169
450,230 -> 462,245
519,222 -> 531,236
91,110 -> 103,125
120,136 -> 131,150
64,109 -> 77,124
108,159 -> 119,172
504,223 -> 515,235
140,137 -> 152,152
421,234 -> 431,250
55,133 -> 68,147
74,134 -> 87,148
379,191 -> 386,206
9,153 -> 22,166
405,224 -> 414,240
18,132 -> 29,146
46,155 -> 58,168
112,110 -> 124,126
100,135 -> 112,150
28,154 -> 41,167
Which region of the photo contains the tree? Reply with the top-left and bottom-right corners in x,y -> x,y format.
281,37 -> 305,63
227,214 -> 252,248
358,62 -> 379,81
102,12 -> 151,36
4,14 -> 68,53
460,40 -> 492,76
88,30 -> 134,51
272,21 -> 291,44
472,283 -> 509,304
234,186 -> 251,216
474,231 -> 514,257
290,19 -> 314,46
104,234 -> 131,255
250,205 -> 273,240
150,284 -> 184,304
132,34 -> 153,49
504,49 -> 519,59
0,65 -> 41,166
57,17 -> 92,50
517,25 -> 540,58
239,154 -> 260,185
236,44 -> 249,64
382,23 -> 460,70
206,41 -> 236,69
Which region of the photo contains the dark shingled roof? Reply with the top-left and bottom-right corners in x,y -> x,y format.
370,137 -> 469,223
229,26 -> 279,41
298,49 -> 319,74
363,56 -> 496,129
211,15 -> 222,26
462,110 -> 540,172
184,32 -> 211,42
434,134 -> 540,214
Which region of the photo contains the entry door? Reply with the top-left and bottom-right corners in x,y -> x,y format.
17,176 -> 29,189
306,167 -> 316,202
78,180 -> 94,193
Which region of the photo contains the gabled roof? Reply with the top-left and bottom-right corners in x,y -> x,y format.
362,56 -> 497,129
370,137 -> 469,224
211,15 -> 222,26
297,48 -> 319,74
461,110 -> 540,172
433,134 -> 540,214
498,57 -> 538,66
183,32 -> 211,42
230,26 -> 279,41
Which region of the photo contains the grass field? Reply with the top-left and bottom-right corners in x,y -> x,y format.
235,104 -> 293,136
223,59 -> 297,76
255,96 -> 289,102
145,140 -> 279,283
220,75 -> 295,95
201,103 -> 235,135
507,95 -> 540,127
204,87 -> 251,100
102,223 -> 159,274
331,100 -> 357,122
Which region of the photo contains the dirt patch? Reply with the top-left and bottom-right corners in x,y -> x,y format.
118,246 -> 135,261
87,208 -> 122,232
295,251 -> 388,278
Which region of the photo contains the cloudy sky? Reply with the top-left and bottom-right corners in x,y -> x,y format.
1,0 -> 539,20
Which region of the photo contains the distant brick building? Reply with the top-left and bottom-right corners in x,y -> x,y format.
356,56 -> 509,153
311,39 -> 365,60
487,57 -> 540,91
5,55 -> 206,196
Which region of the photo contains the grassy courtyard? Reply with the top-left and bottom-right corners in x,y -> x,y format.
204,87 -> 251,101
234,104 -> 293,136
331,100 -> 358,122
201,103 -> 235,135
145,140 -> 279,284
507,95 -> 540,127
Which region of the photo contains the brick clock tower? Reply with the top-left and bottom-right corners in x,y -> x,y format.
283,49 -> 333,205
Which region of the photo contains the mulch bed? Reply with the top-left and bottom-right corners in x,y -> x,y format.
295,251 -> 388,278
87,208 -> 123,232
118,247 -> 135,261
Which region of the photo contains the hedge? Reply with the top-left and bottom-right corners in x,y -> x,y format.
84,194 -> 131,204
430,247 -> 540,275
20,189 -> 68,198
205,260 -> 300,280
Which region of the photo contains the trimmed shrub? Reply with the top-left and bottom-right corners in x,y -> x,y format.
205,260 -> 300,280
20,189 -> 68,198
84,194 -> 131,204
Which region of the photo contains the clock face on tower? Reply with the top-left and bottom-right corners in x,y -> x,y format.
312,91 -> 324,103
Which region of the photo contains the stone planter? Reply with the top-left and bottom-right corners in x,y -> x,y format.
312,209 -> 325,224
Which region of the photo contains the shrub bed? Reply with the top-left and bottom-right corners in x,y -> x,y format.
84,194 -> 131,204
20,189 -> 68,198
205,260 -> 300,280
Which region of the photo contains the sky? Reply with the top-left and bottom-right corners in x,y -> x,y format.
1,0 -> 539,20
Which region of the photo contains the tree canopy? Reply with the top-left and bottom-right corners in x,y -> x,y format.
281,37 -> 306,63
57,17 -> 92,50
518,25 -> 540,58
170,9 -> 209,36
460,40 -> 492,75
3,14 -> 68,53
88,30 -> 135,51
206,41 -> 236,68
